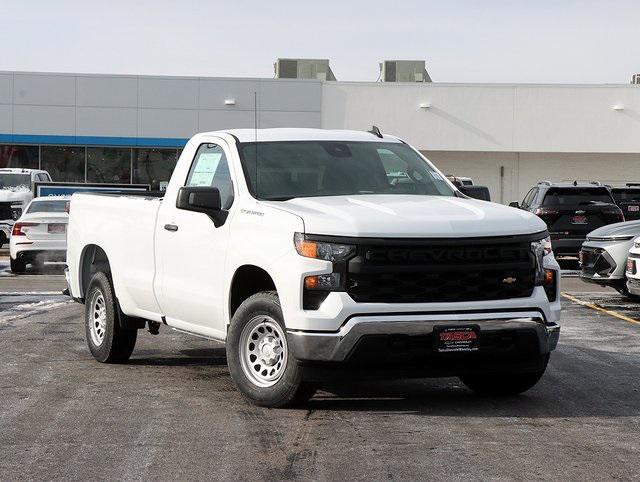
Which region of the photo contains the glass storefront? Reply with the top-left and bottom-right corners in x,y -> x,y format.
41,146 -> 86,182
0,144 -> 181,187
0,145 -> 39,169
87,147 -> 132,184
133,148 -> 178,187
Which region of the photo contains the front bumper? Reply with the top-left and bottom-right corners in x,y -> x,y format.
288,310 -> 560,364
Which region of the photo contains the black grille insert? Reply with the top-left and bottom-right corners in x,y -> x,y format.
346,240 -> 536,303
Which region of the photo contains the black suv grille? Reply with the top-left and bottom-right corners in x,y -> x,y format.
346,239 -> 536,304
0,202 -> 13,220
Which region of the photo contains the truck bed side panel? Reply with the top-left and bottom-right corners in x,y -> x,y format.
67,194 -> 162,320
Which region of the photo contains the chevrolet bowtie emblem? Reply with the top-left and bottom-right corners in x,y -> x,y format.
502,276 -> 517,284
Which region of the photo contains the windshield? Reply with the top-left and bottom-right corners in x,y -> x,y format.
0,173 -> 31,190
542,188 -> 614,206
238,141 -> 455,200
27,199 -> 69,214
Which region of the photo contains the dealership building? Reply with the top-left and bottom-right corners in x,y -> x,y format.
1,62 -> 639,203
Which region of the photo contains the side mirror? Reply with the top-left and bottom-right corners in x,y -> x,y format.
459,185 -> 491,202
509,201 -> 520,208
176,186 -> 227,226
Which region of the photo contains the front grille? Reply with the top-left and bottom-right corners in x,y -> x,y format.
0,202 -> 13,220
580,248 -> 615,277
346,239 -> 536,304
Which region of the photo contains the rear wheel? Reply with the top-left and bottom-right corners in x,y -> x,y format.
227,291 -> 315,407
84,271 -> 137,363
10,257 -> 26,273
460,355 -> 549,396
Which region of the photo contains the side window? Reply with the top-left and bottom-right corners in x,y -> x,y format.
37,173 -> 50,182
522,188 -> 536,208
186,144 -> 234,209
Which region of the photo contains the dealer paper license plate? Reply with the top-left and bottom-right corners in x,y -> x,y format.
435,326 -> 480,353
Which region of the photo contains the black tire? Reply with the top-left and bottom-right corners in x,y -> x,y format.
10,257 -> 26,273
84,271 -> 137,363
227,291 -> 315,408
460,355 -> 549,396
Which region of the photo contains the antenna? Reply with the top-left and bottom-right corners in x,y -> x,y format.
254,91 -> 259,197
367,125 -> 383,138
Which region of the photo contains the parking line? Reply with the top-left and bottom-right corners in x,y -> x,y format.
561,292 -> 640,326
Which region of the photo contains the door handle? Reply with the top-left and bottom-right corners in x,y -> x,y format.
164,224 -> 178,232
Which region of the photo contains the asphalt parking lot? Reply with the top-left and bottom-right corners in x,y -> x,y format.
1,250 -> 639,480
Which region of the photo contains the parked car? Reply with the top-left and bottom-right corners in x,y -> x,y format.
579,220 -> 640,296
510,181 -> 624,258
625,237 -> 640,296
65,128 -> 560,407
446,175 -> 491,201
9,196 -> 70,273
0,168 -> 52,248
611,184 -> 640,221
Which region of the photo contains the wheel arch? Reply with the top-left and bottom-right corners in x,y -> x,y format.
228,264 -> 277,322
79,244 -> 112,299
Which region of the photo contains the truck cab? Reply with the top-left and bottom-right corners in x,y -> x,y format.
65,128 -> 561,407
0,168 -> 52,247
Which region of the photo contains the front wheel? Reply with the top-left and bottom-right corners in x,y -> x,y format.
84,271 -> 137,363
227,291 -> 315,407
460,355 -> 549,396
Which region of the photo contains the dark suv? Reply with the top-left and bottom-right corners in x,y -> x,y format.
511,181 -> 624,258
611,184 -> 640,221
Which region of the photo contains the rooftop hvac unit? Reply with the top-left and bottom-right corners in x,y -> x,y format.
632,74 -> 640,84
274,59 -> 336,81
381,60 -> 432,82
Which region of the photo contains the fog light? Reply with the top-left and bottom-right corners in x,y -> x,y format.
304,273 -> 340,290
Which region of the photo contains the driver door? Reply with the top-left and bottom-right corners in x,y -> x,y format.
154,142 -> 235,340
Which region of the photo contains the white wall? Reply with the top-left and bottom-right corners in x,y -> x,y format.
425,150 -> 640,203
322,82 -> 640,153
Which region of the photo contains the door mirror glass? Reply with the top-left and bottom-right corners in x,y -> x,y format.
509,201 -> 520,208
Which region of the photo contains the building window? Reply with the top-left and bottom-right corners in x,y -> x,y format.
87,147 -> 132,184
0,145 -> 39,169
41,146 -> 85,182
133,148 -> 178,187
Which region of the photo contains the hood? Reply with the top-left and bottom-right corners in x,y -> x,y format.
588,219 -> 640,239
0,189 -> 32,204
262,195 -> 547,238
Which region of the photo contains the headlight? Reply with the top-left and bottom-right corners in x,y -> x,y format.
635,241 -> 640,249
531,236 -> 552,285
294,233 -> 355,262
587,235 -> 634,242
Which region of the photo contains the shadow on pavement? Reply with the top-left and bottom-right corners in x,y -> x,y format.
121,344 -> 639,418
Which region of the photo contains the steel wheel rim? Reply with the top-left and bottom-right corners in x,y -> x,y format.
89,290 -> 107,347
239,316 -> 288,388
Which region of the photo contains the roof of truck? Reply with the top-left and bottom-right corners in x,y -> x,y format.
200,128 -> 403,144
0,168 -> 44,174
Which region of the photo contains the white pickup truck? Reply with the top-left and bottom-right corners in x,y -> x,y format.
66,128 -> 561,407
0,168 -> 52,247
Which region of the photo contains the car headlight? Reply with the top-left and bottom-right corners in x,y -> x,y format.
587,235 -> 634,242
294,233 -> 356,310
531,236 -> 552,285
294,233 -> 355,262
10,202 -> 23,221
635,241 -> 640,249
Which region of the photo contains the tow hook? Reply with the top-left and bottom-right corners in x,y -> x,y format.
148,321 -> 161,335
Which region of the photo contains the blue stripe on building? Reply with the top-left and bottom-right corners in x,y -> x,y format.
0,134 -> 188,148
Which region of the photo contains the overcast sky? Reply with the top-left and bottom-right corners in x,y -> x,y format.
1,0 -> 638,83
